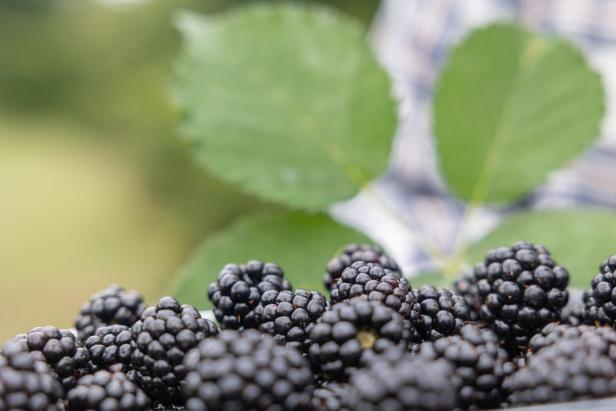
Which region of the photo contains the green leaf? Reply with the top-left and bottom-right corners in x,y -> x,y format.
410,272 -> 449,289
171,211 -> 370,308
469,209 -> 616,288
434,24 -> 604,204
173,4 -> 396,210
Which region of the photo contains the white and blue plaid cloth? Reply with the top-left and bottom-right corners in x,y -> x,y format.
332,0 -> 616,275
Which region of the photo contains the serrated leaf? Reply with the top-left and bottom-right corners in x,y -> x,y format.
435,24 -> 604,204
170,211 -> 370,308
173,4 -> 396,210
469,209 -> 616,288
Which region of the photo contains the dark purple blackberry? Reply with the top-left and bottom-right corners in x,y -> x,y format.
560,291 -> 586,326
67,370 -> 151,411
208,260 -> 292,330
414,324 -> 515,409
473,241 -> 569,351
330,261 -> 419,323
324,243 -> 400,291
0,341 -> 64,411
76,285 -> 145,341
528,323 -> 616,355
347,355 -> 459,411
10,326 -> 90,391
311,383 -> 350,411
256,289 -> 328,352
308,298 -> 413,382
415,285 -> 472,341
183,329 -> 314,411
584,254 -> 616,326
130,297 -> 218,405
85,325 -> 133,372
453,274 -> 481,321
504,328 -> 616,405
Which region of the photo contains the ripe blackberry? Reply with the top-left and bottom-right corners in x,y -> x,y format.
560,291 -> 585,326
67,370 -> 151,411
347,356 -> 459,411
0,341 -> 64,411
414,324 -> 515,409
473,241 -> 569,351
330,261 -> 419,323
504,329 -> 616,405
130,296 -> 219,404
76,285 -> 145,341
256,289 -> 328,352
584,254 -> 616,326
324,243 -> 400,291
453,274 -> 481,321
528,323 -> 616,355
415,285 -> 472,341
308,298 -> 412,382
311,383 -> 350,411
208,260 -> 292,330
10,326 -> 90,391
183,329 -> 314,411
85,325 -> 134,372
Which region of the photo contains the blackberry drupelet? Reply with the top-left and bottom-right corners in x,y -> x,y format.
85,325 -> 133,372
256,289 -> 328,352
347,356 -> 459,411
308,298 -> 412,382
528,323 -> 616,355
130,296 -> 218,404
414,324 -> 515,409
415,285 -> 472,341
183,329 -> 314,411
76,285 -> 145,341
0,341 -> 64,411
67,370 -> 151,411
324,244 -> 400,291
560,291 -> 586,326
584,254 -> 616,326
311,383 -> 350,411
473,241 -> 569,351
504,329 -> 616,405
208,260 -> 292,330
11,326 -> 90,391
453,275 -> 481,321
330,261 -> 419,323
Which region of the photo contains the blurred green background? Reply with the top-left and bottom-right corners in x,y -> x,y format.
0,0 -> 378,339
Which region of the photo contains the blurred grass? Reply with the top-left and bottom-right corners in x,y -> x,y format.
0,0 -> 378,339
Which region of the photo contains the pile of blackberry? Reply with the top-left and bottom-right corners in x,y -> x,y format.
8,242 -> 616,410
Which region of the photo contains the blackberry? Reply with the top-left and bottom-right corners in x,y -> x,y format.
0,341 -> 64,411
130,296 -> 218,404
256,289 -> 328,352
414,324 -> 515,409
85,325 -> 134,372
10,326 -> 90,391
504,330 -> 616,405
473,241 -> 569,351
528,323 -> 616,355
76,285 -> 145,341
311,383 -> 350,411
330,261 -> 420,323
453,274 -> 481,321
584,254 -> 616,326
308,298 -> 412,382
324,243 -> 400,291
347,356 -> 459,411
208,260 -> 292,330
415,285 -> 472,341
183,329 -> 314,411
67,370 -> 151,411
560,291 -> 586,326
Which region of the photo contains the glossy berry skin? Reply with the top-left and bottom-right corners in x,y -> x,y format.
308,298 -> 412,382
10,326 -> 90,391
183,329 -> 314,411
528,323 -> 616,355
0,341 -> 64,411
67,370 -> 151,411
208,260 -> 292,330
473,241 -> 569,351
75,285 -> 145,341
85,325 -> 134,372
330,261 -> 419,323
584,254 -> 616,326
256,289 -> 328,352
130,297 -> 218,405
324,244 -> 400,291
453,274 -> 481,321
415,285 -> 472,341
414,324 -> 515,409
311,383 -> 350,411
